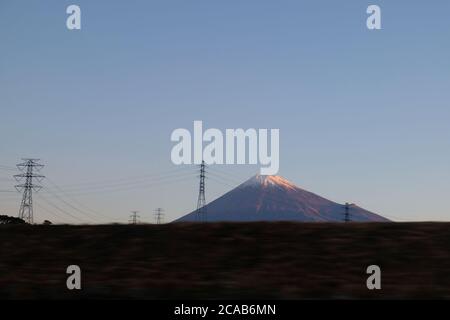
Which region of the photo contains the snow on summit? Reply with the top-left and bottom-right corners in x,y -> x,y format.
239,175 -> 298,191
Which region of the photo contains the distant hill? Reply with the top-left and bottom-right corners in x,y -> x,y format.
177,175 -> 389,222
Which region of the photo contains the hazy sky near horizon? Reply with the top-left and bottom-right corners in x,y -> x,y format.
1,0 -> 450,223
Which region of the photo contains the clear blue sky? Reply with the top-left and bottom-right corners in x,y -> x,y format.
1,0 -> 449,223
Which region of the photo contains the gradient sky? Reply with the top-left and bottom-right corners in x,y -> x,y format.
1,0 -> 450,223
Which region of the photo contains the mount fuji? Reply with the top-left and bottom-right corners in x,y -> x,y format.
176,175 -> 389,222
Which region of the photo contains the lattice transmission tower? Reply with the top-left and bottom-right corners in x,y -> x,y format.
154,208 -> 164,224
129,211 -> 140,224
14,159 -> 45,224
196,160 -> 207,222
344,202 -> 352,222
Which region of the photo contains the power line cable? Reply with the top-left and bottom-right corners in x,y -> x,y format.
41,185 -> 107,223
42,172 -> 197,197
207,165 -> 246,180
207,171 -> 242,185
36,194 -> 87,223
207,175 -> 237,189
43,170 -> 197,194
0,165 -> 16,171
55,166 -> 194,189
35,202 -> 73,224
44,176 -> 111,221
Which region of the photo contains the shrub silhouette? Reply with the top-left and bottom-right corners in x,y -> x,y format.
0,215 -> 26,225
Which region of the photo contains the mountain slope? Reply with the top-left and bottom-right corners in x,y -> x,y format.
176,175 -> 389,222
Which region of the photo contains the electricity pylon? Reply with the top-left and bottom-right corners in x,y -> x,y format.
129,211 -> 140,224
344,202 -> 351,222
154,208 -> 164,224
196,160 -> 207,222
14,159 -> 45,224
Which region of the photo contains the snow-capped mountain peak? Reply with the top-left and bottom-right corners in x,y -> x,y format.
239,174 -> 298,191
176,174 -> 389,223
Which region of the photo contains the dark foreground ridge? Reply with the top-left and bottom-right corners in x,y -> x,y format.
0,222 -> 449,299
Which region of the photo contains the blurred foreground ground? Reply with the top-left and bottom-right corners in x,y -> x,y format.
1,222 -> 449,299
